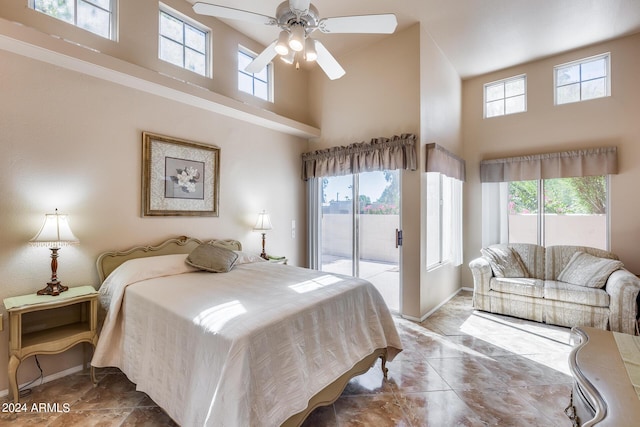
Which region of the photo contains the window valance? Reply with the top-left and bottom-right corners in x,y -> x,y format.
301,134 -> 417,181
425,143 -> 466,182
480,146 -> 618,183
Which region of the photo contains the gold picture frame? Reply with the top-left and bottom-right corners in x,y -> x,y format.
142,132 -> 220,217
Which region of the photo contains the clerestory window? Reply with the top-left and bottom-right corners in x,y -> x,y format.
159,5 -> 210,77
484,75 -> 526,118
31,0 -> 116,40
238,46 -> 273,102
554,53 -> 610,105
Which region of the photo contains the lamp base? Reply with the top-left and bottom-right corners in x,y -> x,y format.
259,232 -> 268,260
37,280 -> 68,296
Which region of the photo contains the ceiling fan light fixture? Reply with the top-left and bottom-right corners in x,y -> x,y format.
280,49 -> 296,64
288,24 -> 305,52
275,30 -> 290,56
304,38 -> 317,62
193,1 -> 397,81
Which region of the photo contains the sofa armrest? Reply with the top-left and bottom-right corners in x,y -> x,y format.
605,269 -> 640,335
469,257 -> 493,295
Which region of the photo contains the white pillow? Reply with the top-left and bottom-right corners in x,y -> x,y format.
558,251 -> 623,288
481,245 -> 529,278
234,251 -> 266,265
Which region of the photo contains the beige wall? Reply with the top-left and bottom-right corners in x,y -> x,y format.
0,0 -> 312,125
0,48 -> 307,393
308,23 -> 464,320
308,25 -> 421,147
462,33 -> 640,286
416,25 -> 463,318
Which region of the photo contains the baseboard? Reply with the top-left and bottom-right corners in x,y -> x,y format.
402,287 -> 468,322
0,363 -> 85,398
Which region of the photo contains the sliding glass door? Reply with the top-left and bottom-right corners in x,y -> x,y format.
319,171 -> 401,312
320,175 -> 354,277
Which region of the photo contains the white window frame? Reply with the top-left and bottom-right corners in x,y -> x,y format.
426,172 -> 443,269
159,3 -> 211,78
30,0 -> 117,40
238,46 -> 273,102
483,74 -> 527,118
505,176 -> 610,249
554,53 -> 611,105
426,172 -> 463,269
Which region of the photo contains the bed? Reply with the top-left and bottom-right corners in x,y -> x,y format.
91,236 -> 402,426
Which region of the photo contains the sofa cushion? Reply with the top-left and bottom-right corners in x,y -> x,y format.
557,251 -> 623,288
490,277 -> 544,298
545,245 -> 619,280
509,243 -> 545,280
544,280 -> 610,308
544,300 -> 610,330
481,245 -> 530,278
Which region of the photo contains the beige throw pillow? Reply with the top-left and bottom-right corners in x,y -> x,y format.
186,243 -> 239,273
558,251 -> 623,288
481,245 -> 529,278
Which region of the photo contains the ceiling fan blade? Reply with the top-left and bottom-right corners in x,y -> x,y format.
193,2 -> 276,26
319,14 -> 398,34
289,0 -> 311,15
314,41 -> 346,80
245,41 -> 278,74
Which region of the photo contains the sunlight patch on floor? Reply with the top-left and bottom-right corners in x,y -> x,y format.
459,312 -> 573,375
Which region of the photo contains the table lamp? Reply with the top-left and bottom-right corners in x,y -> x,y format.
29,209 -> 79,296
253,210 -> 273,260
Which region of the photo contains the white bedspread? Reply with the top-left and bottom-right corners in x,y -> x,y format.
92,254 -> 402,426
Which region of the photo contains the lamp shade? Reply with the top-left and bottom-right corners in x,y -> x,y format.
253,210 -> 273,231
280,49 -> 296,65
305,38 -> 317,62
275,30 -> 290,56
288,24 -> 305,52
29,209 -> 79,248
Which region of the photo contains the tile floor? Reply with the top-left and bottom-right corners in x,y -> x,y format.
1,291 -> 576,426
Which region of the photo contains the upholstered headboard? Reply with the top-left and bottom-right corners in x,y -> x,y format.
96,236 -> 242,283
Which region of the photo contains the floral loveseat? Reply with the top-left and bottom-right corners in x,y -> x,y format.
469,244 -> 640,335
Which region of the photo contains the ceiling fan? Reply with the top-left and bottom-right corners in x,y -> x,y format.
193,1 -> 398,80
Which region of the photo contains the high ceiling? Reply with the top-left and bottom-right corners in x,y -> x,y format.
186,0 -> 640,79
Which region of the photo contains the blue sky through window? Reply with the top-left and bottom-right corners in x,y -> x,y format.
323,172 -> 388,204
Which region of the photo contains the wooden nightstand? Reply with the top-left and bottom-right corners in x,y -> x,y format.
3,285 -> 98,403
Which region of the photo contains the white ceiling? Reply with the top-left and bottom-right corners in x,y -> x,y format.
187,0 -> 640,79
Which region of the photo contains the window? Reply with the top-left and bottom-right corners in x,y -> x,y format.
159,5 -> 209,77
484,75 -> 526,118
426,173 -> 463,269
31,0 -> 115,40
555,53 -> 610,105
508,176 -> 608,248
480,147 -> 615,250
238,47 -> 272,102
426,173 -> 442,268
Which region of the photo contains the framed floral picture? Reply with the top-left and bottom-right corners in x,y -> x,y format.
142,132 -> 220,216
